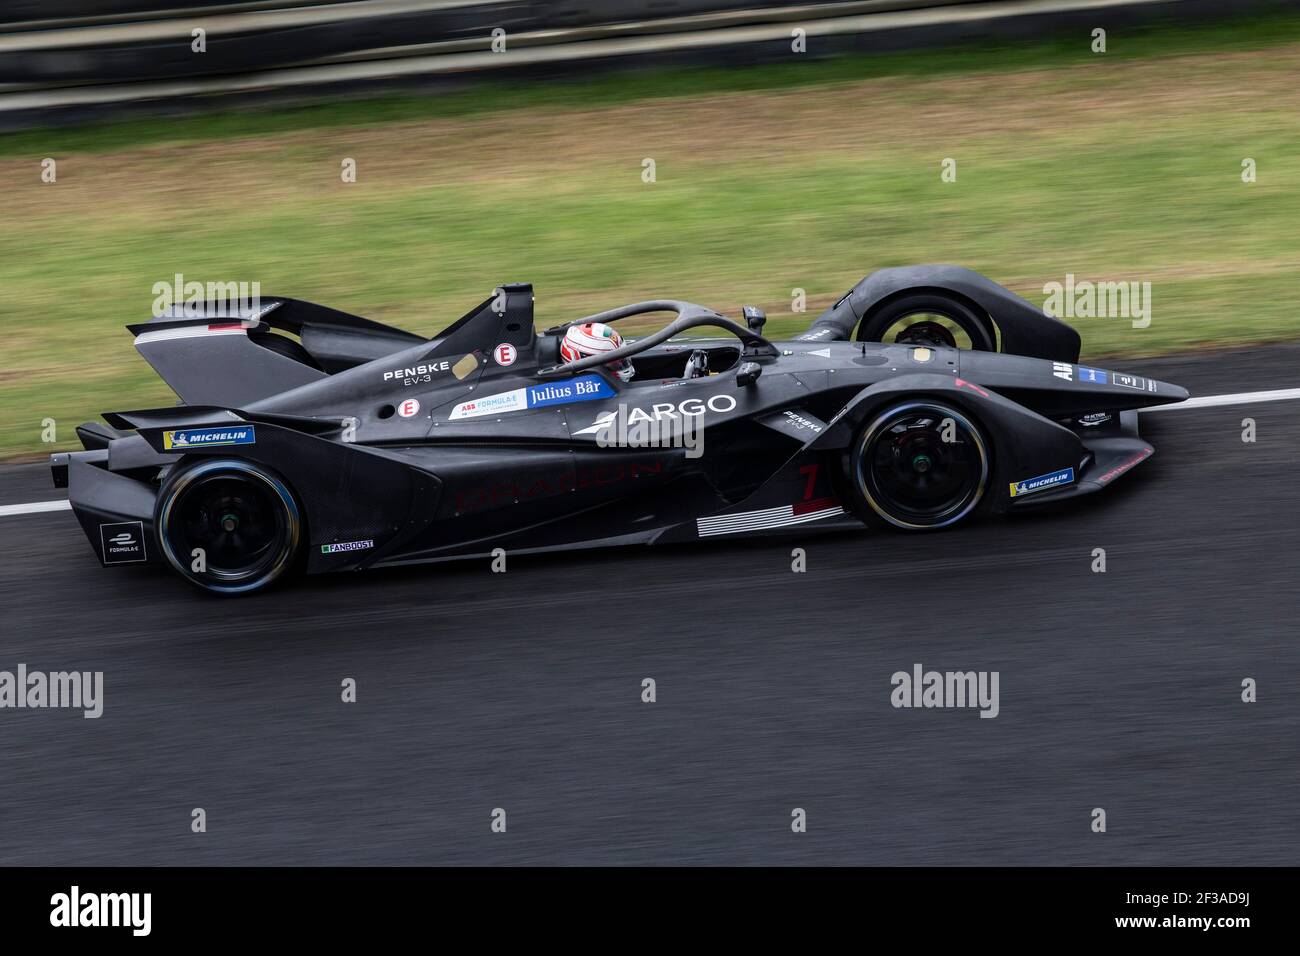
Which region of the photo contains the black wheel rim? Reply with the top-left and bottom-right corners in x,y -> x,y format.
856,404 -> 988,529
878,311 -> 979,350
176,475 -> 283,574
893,319 -> 958,348
159,461 -> 299,593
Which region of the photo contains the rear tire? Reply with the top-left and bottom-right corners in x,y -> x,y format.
856,292 -> 995,351
155,458 -> 303,595
848,401 -> 990,530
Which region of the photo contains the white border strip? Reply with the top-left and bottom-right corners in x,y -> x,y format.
699,504 -> 844,537
134,325 -> 249,345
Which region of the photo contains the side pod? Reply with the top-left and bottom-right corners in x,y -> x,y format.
810,373 -> 1085,513
131,419 -> 446,574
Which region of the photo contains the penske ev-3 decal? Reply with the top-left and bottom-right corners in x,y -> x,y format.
383,359 -> 451,386
1009,466 -> 1075,498
162,425 -> 256,450
448,375 -> 615,420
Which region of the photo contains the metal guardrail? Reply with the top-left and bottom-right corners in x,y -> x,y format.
0,0 -> 1247,122
0,1 -> 1003,84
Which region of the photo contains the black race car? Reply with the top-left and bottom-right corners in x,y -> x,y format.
51,265 -> 1188,595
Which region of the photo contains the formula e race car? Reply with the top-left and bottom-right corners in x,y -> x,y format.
51,265 -> 1188,594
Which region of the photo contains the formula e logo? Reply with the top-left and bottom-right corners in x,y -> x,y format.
573,393 -> 737,435
1009,466 -> 1075,498
100,520 -> 146,564
1112,372 -> 1156,392
450,391 -> 525,419
162,425 -> 255,450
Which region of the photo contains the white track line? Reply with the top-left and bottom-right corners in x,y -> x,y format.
0,385 -> 1294,519
1140,387 -> 1300,413
0,500 -> 72,517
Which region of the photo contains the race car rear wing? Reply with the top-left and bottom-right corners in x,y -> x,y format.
124,296 -> 428,407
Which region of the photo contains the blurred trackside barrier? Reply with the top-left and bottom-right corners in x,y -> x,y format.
0,0 -> 1295,123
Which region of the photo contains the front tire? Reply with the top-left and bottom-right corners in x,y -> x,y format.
856,292 -> 995,351
848,402 -> 990,530
155,458 -> 303,595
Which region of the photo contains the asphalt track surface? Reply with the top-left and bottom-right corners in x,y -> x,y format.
1,344 -> 1298,866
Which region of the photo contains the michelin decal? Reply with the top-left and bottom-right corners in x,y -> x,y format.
1009,467 -> 1075,498
162,425 -> 256,450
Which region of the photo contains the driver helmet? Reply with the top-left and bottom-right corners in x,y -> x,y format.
560,322 -> 634,382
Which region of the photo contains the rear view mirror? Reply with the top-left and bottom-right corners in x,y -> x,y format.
736,361 -> 762,387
